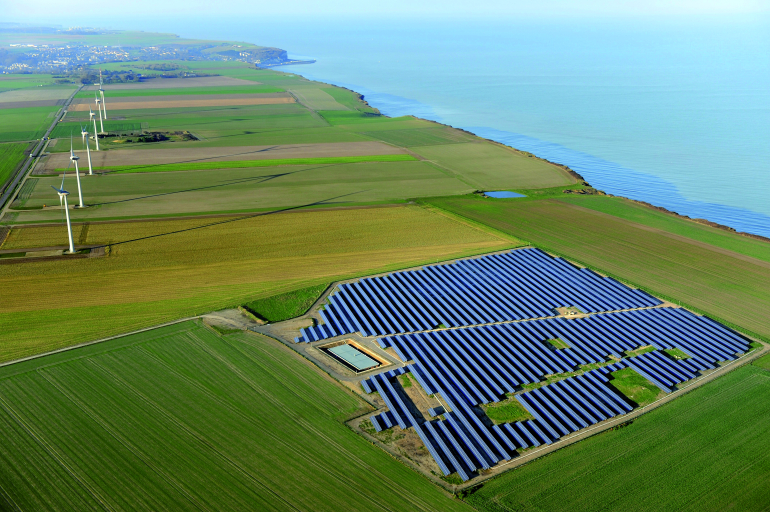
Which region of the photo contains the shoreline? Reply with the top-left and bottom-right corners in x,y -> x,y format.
324,74 -> 769,245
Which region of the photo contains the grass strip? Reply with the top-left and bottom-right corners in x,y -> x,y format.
243,283 -> 329,323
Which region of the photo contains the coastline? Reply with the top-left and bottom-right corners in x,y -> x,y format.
330,76 -> 770,245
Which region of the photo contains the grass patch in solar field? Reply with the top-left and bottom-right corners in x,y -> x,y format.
422,195 -> 770,341
482,395 -> 535,424
664,347 -> 691,360
545,338 -> 570,350
0,142 -> 27,190
607,367 -> 662,407
626,345 -> 656,357
399,373 -> 413,388
465,365 -> 770,511
243,282 -> 329,323
0,321 -> 471,512
0,205 -> 512,361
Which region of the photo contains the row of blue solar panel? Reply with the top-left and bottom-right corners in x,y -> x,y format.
363,308 -> 749,481
624,350 -> 700,393
296,248 -> 660,342
362,364 -> 634,481
377,308 -> 747,404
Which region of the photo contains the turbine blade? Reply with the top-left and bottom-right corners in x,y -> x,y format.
62,161 -> 70,188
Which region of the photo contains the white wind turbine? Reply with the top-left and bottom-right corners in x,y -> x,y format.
51,168 -> 75,254
68,135 -> 84,208
95,92 -> 104,133
81,125 -> 93,175
90,108 -> 100,151
99,69 -> 107,120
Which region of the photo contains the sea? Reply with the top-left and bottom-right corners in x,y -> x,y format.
76,16 -> 770,237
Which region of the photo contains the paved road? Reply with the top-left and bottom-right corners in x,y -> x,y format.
0,85 -> 83,214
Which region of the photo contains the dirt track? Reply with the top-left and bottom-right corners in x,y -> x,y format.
81,76 -> 261,90
42,142 -> 408,170
69,95 -> 294,111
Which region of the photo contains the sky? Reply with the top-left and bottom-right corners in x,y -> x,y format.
3,0 -> 769,24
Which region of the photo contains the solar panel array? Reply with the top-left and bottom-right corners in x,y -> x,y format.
296,248 -> 660,342
362,308 -> 749,481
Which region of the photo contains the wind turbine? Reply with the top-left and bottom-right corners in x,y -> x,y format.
95,92 -> 104,133
99,69 -> 107,120
81,125 -> 93,175
90,108 -> 100,151
69,136 -> 84,208
51,170 -> 75,254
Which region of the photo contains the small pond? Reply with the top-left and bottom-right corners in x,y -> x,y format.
484,191 -> 526,198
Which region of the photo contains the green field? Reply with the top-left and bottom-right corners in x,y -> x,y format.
560,195 -> 770,263
608,367 -> 662,406
361,127 -> 475,147
244,282 -> 329,322
0,205 -> 511,361
425,195 -> 770,340
0,74 -> 64,91
0,105 -> 60,142
0,321 -> 471,511
413,142 -> 573,190
74,85 -> 285,98
90,154 -> 417,174
13,160 -> 471,223
465,365 -> 770,511
289,86 -> 349,110
0,143 -> 27,190
49,121 -> 144,140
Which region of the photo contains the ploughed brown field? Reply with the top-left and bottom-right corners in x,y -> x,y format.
41,141 -> 408,170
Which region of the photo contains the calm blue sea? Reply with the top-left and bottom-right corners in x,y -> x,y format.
75,17 -> 770,237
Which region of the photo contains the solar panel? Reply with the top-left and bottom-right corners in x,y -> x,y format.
327,344 -> 380,371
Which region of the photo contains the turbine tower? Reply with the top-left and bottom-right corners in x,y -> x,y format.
90,108 -> 100,151
95,92 -> 104,133
81,125 -> 93,175
51,174 -> 75,254
99,69 -> 107,120
69,136 -> 84,208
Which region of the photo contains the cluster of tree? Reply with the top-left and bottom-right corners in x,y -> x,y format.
136,63 -> 180,71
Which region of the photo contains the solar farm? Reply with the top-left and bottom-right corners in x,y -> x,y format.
293,248 -> 751,482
